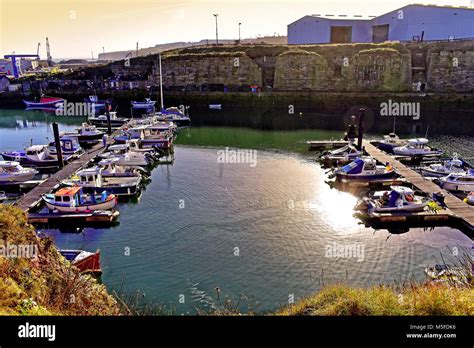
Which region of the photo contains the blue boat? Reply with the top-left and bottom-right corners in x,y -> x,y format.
335,157 -> 396,181
131,98 -> 156,109
155,107 -> 191,127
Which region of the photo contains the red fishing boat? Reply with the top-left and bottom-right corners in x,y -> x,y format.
59,249 -> 102,275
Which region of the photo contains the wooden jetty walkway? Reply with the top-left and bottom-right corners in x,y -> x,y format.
363,140 -> 474,233
16,131 -> 121,212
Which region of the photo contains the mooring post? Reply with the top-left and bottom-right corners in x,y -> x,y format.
52,122 -> 64,168
357,108 -> 365,151
105,101 -> 112,136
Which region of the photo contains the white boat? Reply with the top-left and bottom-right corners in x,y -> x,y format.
88,111 -> 128,127
0,191 -> 6,202
420,155 -> 467,177
334,157 -> 396,181
98,158 -> 148,178
358,186 -> 431,213
42,186 -> 117,213
65,167 -> 141,197
437,170 -> 474,192
209,104 -> 222,110
320,144 -> 363,165
99,144 -> 151,167
377,133 -> 408,153
0,161 -> 38,183
62,123 -> 104,145
393,138 -> 443,157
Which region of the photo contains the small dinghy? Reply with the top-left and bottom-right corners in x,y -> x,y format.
356,186 -> 431,213
377,133 -> 408,154
437,170 -> 474,192
334,157 -> 396,181
320,144 -> 363,166
393,138 -> 443,157
43,186 -> 117,213
131,98 -> 156,109
420,155 -> 468,177
59,249 -> 102,275
0,161 -> 38,184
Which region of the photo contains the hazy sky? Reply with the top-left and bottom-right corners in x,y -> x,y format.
0,0 -> 472,58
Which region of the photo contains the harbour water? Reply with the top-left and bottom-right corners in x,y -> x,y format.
0,109 -> 472,313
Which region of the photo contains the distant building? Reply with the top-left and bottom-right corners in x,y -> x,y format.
288,4 -> 474,44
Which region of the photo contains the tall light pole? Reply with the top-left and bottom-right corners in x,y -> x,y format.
238,22 -> 242,43
213,13 -> 219,45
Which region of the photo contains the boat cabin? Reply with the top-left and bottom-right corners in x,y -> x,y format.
50,186 -> 108,207
386,186 -> 416,207
48,136 -> 81,154
0,161 -> 25,174
77,167 -> 103,187
405,138 -> 429,149
26,145 -> 49,160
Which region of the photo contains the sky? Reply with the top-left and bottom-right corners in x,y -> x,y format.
0,0 -> 472,59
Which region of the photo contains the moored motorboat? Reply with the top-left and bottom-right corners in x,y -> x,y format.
356,186 -> 431,213
23,95 -> 64,108
62,123 -> 104,146
65,167 -> 141,197
0,191 -> 6,202
420,155 -> 468,178
99,144 -> 151,167
88,111 -> 128,127
140,124 -> 175,149
59,249 -> 102,275
393,138 -> 443,157
98,157 -> 149,178
47,136 -> 83,156
42,186 -> 117,213
0,161 -> 38,183
1,145 -> 72,169
320,144 -> 363,166
377,133 -> 408,154
155,107 -> 191,127
437,170 -> 474,192
334,157 -> 396,181
131,98 -> 156,109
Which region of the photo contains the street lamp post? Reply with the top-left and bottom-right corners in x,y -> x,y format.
213,13 -> 219,45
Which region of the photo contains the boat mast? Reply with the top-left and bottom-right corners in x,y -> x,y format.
159,54 -> 164,111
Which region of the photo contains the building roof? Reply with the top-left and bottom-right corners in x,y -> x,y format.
289,3 -> 474,26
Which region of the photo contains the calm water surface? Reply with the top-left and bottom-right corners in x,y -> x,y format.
0,109 -> 472,313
